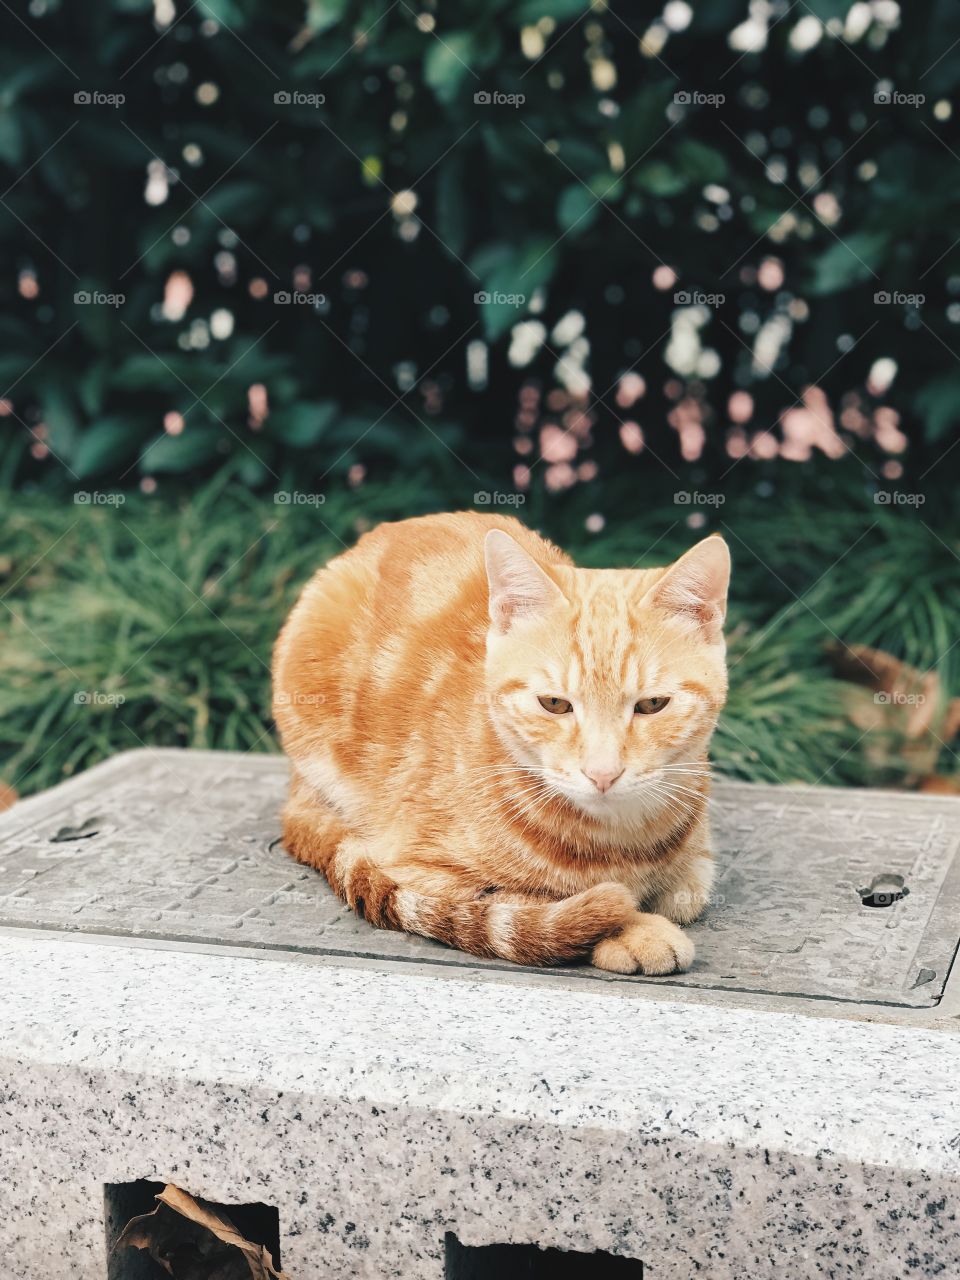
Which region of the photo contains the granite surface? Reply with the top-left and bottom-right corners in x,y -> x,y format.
1,930 -> 959,1279
2,748 -> 958,1009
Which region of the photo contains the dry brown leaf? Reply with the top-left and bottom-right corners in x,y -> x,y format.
828,641 -> 960,790
113,1184 -> 288,1280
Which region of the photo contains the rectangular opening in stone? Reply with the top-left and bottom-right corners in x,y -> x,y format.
444,1231 -> 643,1278
104,1180 -> 281,1278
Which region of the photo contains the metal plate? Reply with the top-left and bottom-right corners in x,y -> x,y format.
0,749 -> 957,1008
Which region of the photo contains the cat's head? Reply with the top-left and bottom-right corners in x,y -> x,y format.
483,529 -> 730,822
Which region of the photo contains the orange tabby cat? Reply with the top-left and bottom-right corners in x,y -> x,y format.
272,512 -> 730,974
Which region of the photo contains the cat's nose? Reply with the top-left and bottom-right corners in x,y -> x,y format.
581,766 -> 624,793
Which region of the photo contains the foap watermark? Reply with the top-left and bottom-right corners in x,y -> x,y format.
874,490 -> 925,507
74,90 -> 125,107
473,692 -> 513,707
474,290 -> 525,308
74,290 -> 125,308
474,90 -> 525,108
674,90 -> 725,107
673,890 -> 727,909
874,690 -> 926,706
674,491 -> 725,507
275,691 -> 326,707
874,89 -> 925,107
274,90 -> 326,107
274,491 -> 326,506
74,690 -> 126,707
474,490 -> 526,507
74,490 -> 125,507
274,290 -> 326,306
874,290 -> 924,306
674,290 -> 725,308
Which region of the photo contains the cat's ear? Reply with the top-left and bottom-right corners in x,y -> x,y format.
646,536 -> 730,643
484,529 -> 566,632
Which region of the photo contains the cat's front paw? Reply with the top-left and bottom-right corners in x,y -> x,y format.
653,854 -> 714,925
591,913 -> 694,975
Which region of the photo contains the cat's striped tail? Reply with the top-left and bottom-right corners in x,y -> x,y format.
281,798 -> 636,966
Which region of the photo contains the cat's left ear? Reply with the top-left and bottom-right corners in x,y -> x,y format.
646,536 -> 730,643
484,529 -> 566,633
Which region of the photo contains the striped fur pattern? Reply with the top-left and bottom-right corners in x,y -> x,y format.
273,512 -> 730,974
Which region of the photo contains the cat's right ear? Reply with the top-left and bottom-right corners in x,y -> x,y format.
484,529 -> 565,633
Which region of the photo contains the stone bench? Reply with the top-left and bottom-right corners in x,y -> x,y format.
0,748 -> 958,1278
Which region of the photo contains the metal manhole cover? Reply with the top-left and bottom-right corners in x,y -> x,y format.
0,749 -> 957,1009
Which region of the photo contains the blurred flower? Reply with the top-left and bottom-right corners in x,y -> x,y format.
545,462 -> 577,491
391,190 -> 417,217
619,421 -> 644,453
509,321 -> 546,368
813,191 -> 841,225
757,257 -> 784,290
668,397 -> 706,461
750,431 -> 780,460
663,1 -> 693,32
590,59 -> 617,92
729,5 -> 769,53
521,24 -> 546,58
752,313 -> 792,372
562,408 -> 593,438
789,14 -> 823,51
867,357 -> 897,396
873,406 -> 907,453
540,424 -> 578,463
552,310 -> 585,346
162,270 -> 193,321
728,391 -> 754,423
726,427 -> 749,458
248,384 -> 269,430
144,158 -> 170,206
616,372 -> 646,408
780,386 -> 845,461
210,308 -> 234,340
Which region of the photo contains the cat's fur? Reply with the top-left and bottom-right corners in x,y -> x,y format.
272,512 -> 730,974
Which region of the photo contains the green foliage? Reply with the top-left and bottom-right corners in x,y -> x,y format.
1,1 -> 960,491
2,479 -> 956,797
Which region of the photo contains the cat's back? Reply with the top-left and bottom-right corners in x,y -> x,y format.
273,511 -> 569,726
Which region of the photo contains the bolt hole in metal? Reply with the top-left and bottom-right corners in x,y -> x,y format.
858,873 -> 909,909
49,816 -> 102,843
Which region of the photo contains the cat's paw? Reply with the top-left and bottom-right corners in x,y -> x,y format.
652,854 -> 714,925
591,913 -> 695,975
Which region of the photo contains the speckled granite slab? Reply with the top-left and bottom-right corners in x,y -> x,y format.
0,748 -> 958,1010
0,935 -> 959,1279
0,750 -> 959,1279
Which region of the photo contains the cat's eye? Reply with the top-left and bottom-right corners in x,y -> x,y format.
635,696 -> 670,715
538,695 -> 573,714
